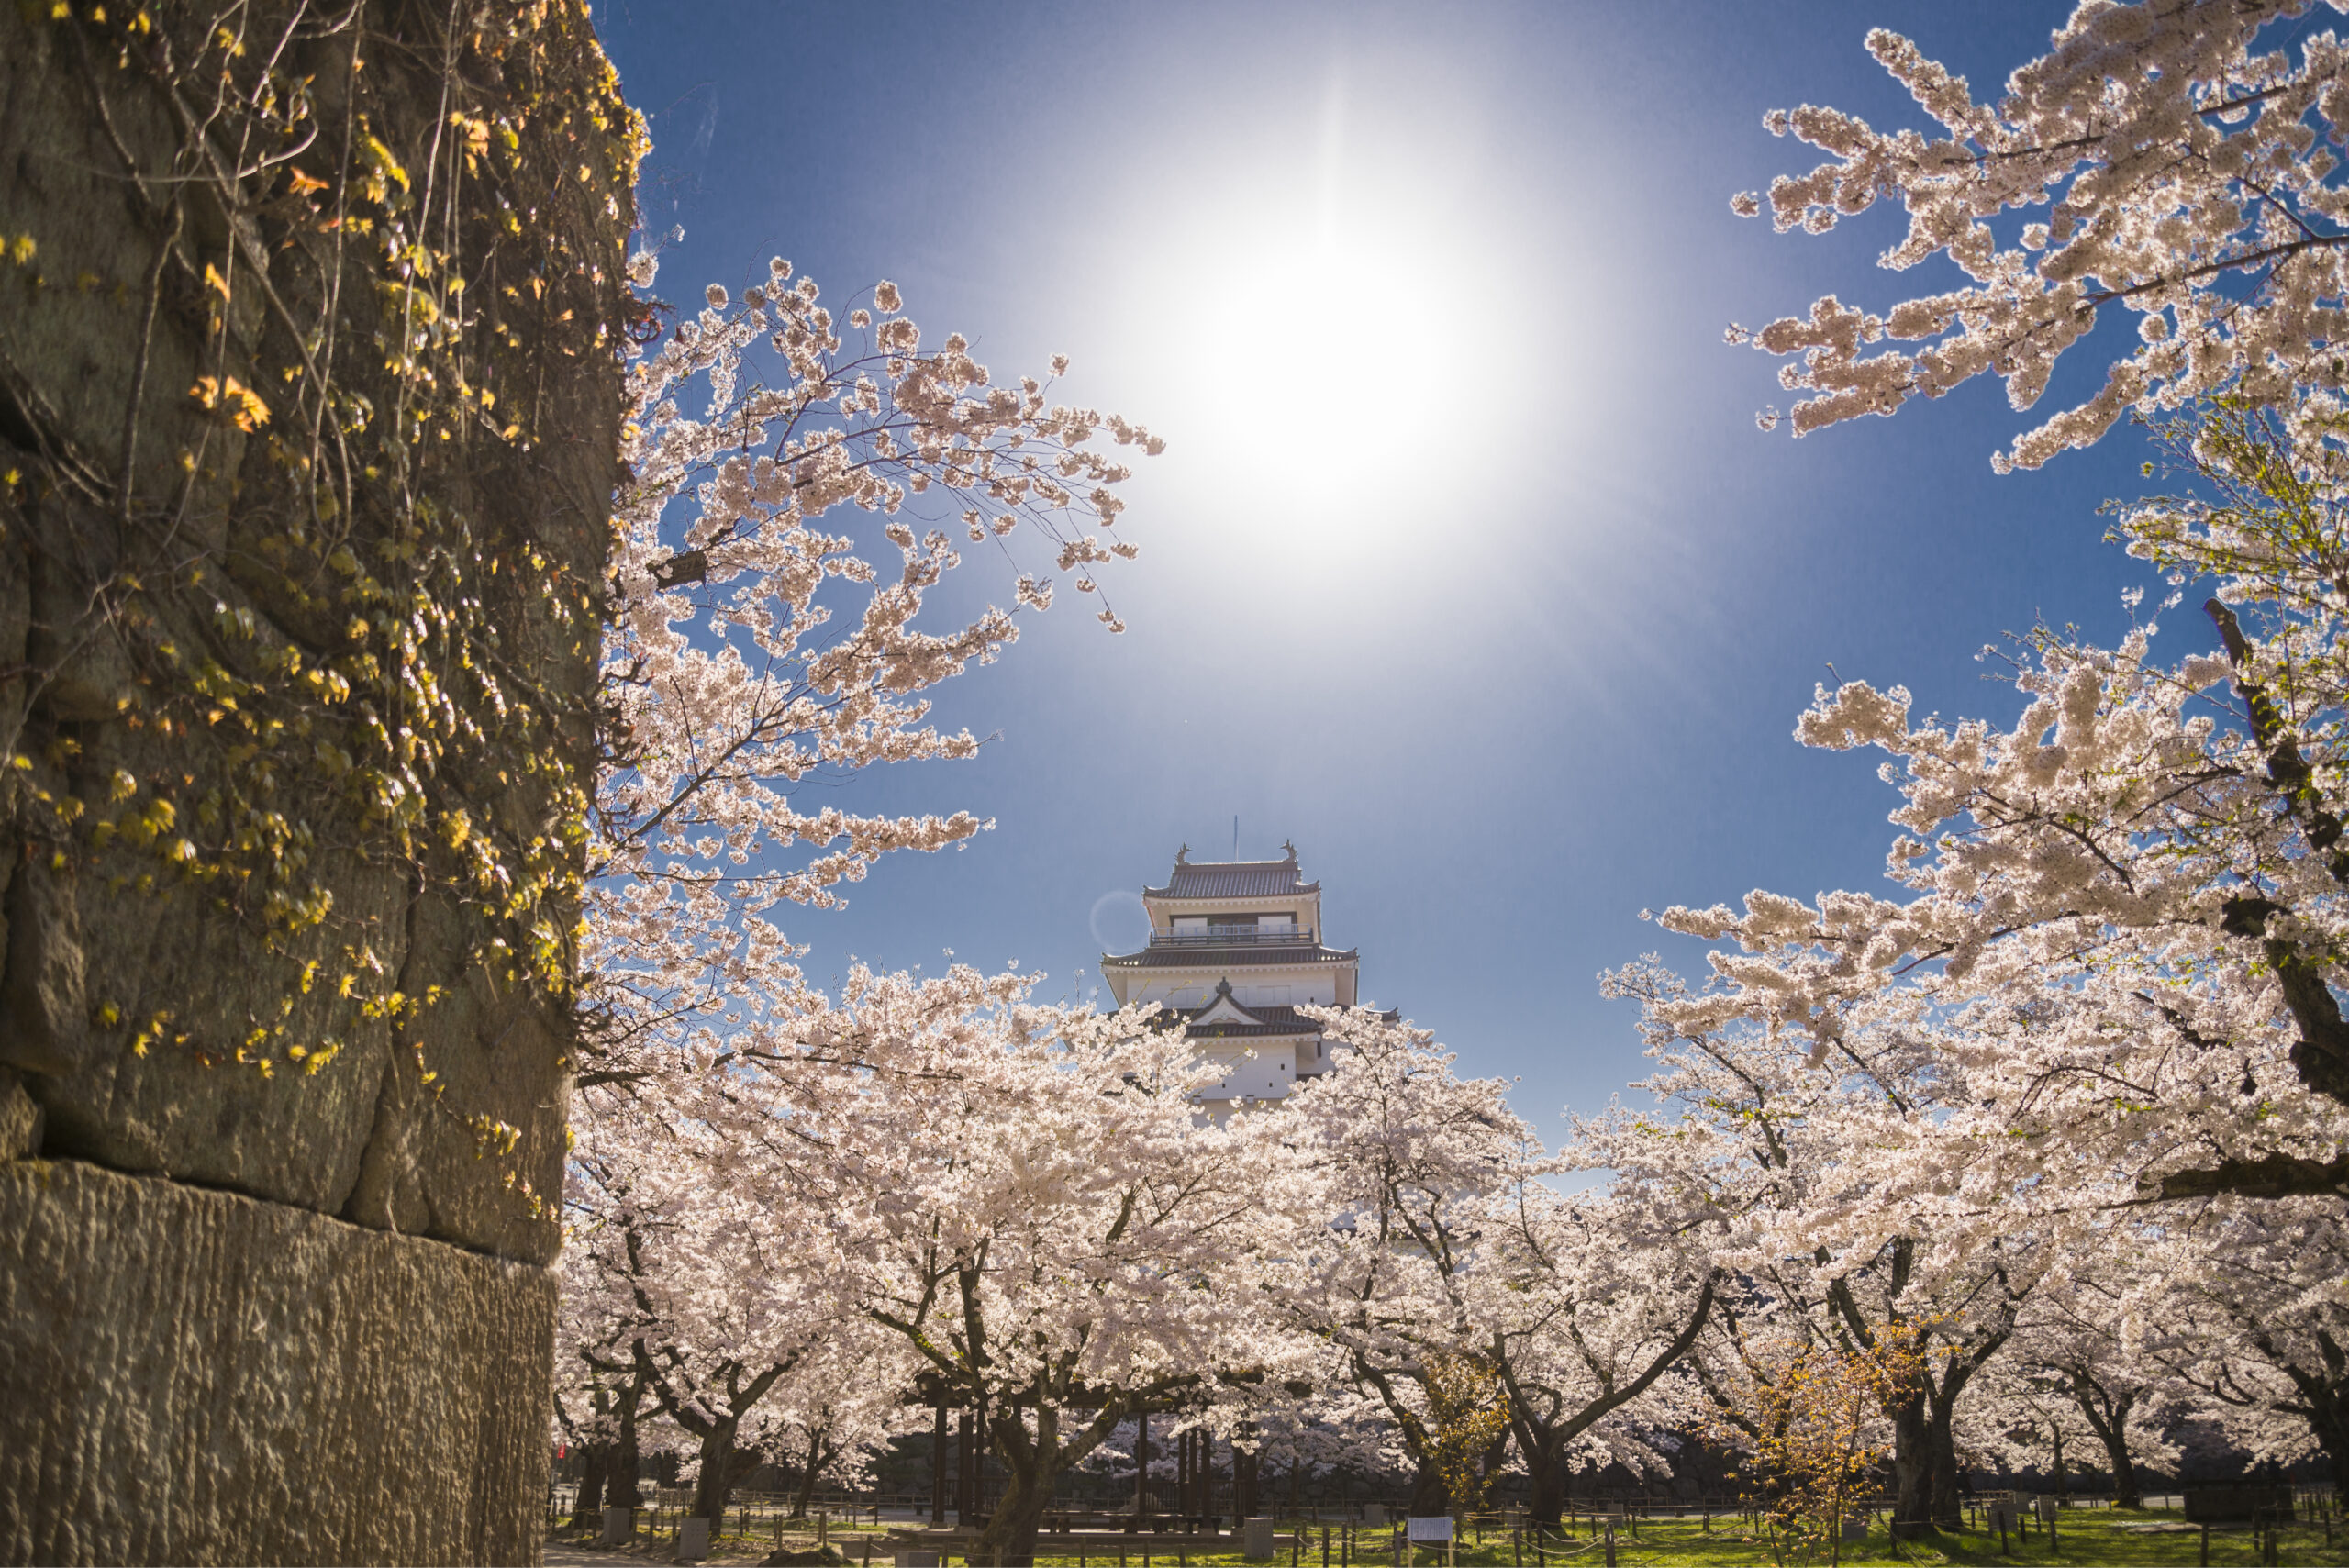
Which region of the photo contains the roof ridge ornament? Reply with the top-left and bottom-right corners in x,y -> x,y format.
1283,840 -> 1296,862
1175,844 -> 1189,865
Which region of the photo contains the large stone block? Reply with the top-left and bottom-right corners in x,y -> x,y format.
0,0 -> 620,1263
0,1158 -> 557,1565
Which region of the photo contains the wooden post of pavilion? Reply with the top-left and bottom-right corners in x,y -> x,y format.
957,1407 -> 974,1523
930,1391 -> 948,1527
1135,1409 -> 1151,1527
973,1390 -> 987,1521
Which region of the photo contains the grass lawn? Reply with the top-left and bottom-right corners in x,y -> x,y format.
546,1508 -> 2349,1566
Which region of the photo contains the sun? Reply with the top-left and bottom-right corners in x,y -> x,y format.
1214,231 -> 1434,479
1131,83 -> 1511,531
1204,211 -> 1474,515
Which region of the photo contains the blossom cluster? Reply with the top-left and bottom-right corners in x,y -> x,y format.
1733,2 -> 2349,469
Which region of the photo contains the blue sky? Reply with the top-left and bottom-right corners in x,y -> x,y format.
596,2 -> 2176,1143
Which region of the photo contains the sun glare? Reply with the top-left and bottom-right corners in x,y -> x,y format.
1121,72 -> 1518,532
1211,230 -> 1439,484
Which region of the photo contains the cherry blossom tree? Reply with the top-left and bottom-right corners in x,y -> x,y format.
1984,1280 -> 2185,1509
553,1351 -> 651,1526
1651,405 -> 2349,1214
1158,1376 -> 1399,1515
1601,962 -> 2050,1538
563,1098 -> 847,1524
1275,1007 -> 1542,1516
1476,1165 -> 1721,1524
2126,1197 -> 2349,1490
582,254 -> 1160,1097
1699,1309 -> 1923,1568
795,977 -> 1314,1566
1630,5 -> 2349,1526
1731,0 -> 2349,470
1957,1344 -> 2183,1507
751,1333 -> 923,1519
554,256 -> 1166,1531
1278,1007 -> 1719,1522
1711,4 -> 2349,1196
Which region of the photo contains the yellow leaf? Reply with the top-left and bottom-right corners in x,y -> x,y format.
189,376 -> 271,431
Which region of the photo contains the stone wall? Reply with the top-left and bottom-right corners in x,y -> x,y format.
0,1160 -> 559,1564
0,2 -> 633,1562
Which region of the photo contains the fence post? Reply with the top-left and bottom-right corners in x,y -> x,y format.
1602,1522 -> 1616,1568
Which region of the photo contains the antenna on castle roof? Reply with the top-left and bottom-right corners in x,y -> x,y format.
1231,815 -> 1239,859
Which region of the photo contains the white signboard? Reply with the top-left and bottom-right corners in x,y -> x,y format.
1406,1518 -> 1453,1542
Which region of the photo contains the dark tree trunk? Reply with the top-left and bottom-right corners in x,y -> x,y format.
1131,1409 -> 1148,1519
793,1460 -> 818,1520
792,1432 -> 835,1519
932,1400 -> 950,1526
570,1441 -> 610,1528
1524,1446 -> 1567,1529
1926,1410 -> 1965,1530
2320,1408 -> 2349,1497
2109,1442 -> 2143,1510
1491,1273 -> 1718,1529
979,1445 -> 1058,1566
2250,1328 -> 2349,1496
1407,1458 -> 1449,1517
1889,1363 -> 1986,1534
1887,1397 -> 1932,1540
633,1350 -> 785,1525
612,1394 -> 645,1509
977,1398 -> 1092,1567
1829,1250 -> 2007,1540
2073,1382 -> 2143,1509
1474,1426 -> 1510,1514
963,1401 -> 985,1520
690,1416 -> 744,1523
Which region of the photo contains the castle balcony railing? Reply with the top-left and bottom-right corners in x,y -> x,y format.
1148,924 -> 1315,948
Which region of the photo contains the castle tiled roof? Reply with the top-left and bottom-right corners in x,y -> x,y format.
1165,1001 -> 1402,1039
1144,849 -> 1319,901
1177,1004 -> 1325,1038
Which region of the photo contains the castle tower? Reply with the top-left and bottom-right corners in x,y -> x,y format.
1099,842 -> 1359,1112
